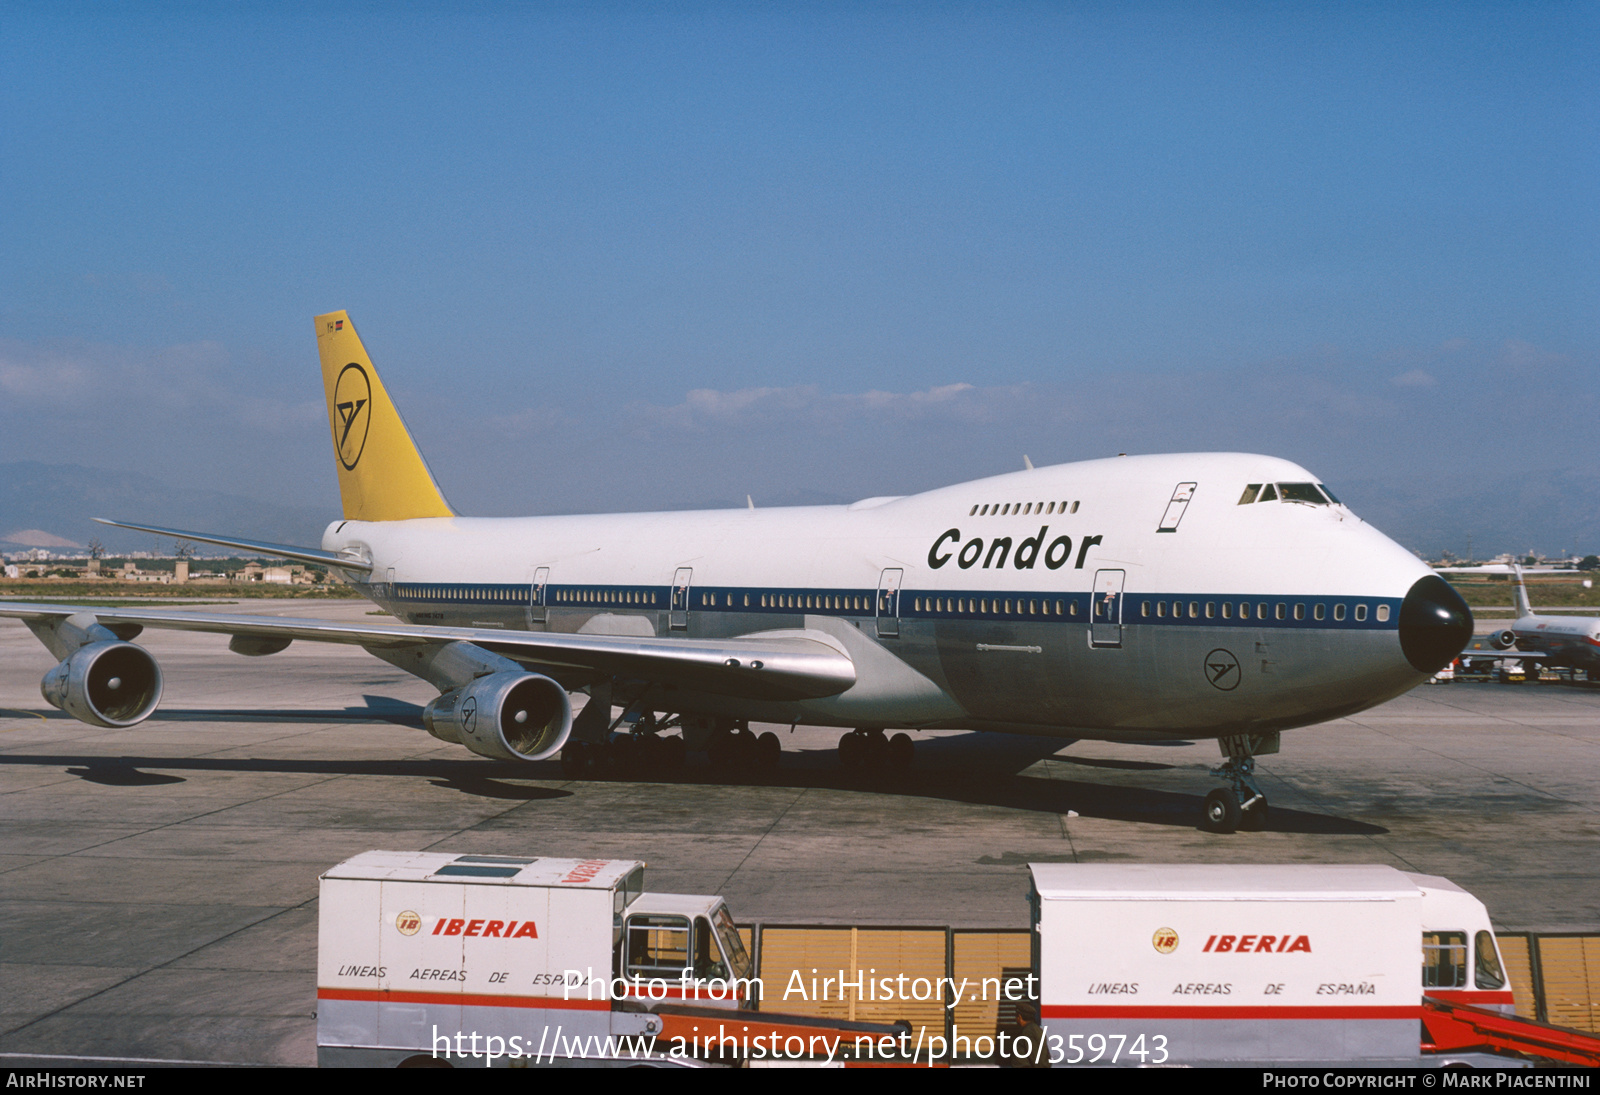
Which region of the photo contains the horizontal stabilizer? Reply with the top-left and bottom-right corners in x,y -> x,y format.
93,518 -> 373,574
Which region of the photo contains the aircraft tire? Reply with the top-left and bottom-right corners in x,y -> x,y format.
660,735 -> 686,771
1201,788 -> 1242,834
561,741 -> 591,780
756,731 -> 780,770
887,733 -> 913,770
707,728 -> 735,772
1240,798 -> 1269,831
838,731 -> 860,770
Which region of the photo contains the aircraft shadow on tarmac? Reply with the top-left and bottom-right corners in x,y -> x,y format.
148,694 -> 427,728
2,726 -> 1385,836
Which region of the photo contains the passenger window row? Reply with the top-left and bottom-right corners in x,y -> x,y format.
397,584 -> 1391,627
967,500 -> 1081,517
556,588 -> 659,606
397,584 -> 527,604
912,597 -> 1079,617
1140,599 -> 1389,623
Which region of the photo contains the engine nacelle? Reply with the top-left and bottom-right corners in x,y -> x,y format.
1489,630 -> 1518,650
423,671 -> 571,762
40,640 -> 164,728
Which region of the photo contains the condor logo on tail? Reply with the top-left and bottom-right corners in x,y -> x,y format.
333,363 -> 372,470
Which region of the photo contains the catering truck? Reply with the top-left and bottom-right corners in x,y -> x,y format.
317,851 -> 756,1067
1030,863 -> 1517,1066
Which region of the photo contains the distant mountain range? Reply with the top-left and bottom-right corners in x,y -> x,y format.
0,462 -> 334,553
2,461 -> 1591,560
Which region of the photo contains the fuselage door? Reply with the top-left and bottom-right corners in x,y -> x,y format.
877,568 -> 904,638
1157,482 -> 1197,533
670,567 -> 693,631
528,566 -> 549,626
1091,568 -> 1125,648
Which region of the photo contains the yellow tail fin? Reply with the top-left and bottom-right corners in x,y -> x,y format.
315,310 -> 454,522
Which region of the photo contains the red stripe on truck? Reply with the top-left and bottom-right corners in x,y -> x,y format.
317,987 -> 609,1010
1043,1005 -> 1420,1020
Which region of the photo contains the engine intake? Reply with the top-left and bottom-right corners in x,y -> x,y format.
1489,630 -> 1518,651
423,671 -> 571,762
41,641 -> 164,728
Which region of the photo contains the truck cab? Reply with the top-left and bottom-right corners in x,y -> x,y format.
1408,872 -> 1513,1015
618,893 -> 755,1008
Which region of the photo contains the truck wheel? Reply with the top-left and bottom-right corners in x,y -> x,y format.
1201,788 -> 1241,834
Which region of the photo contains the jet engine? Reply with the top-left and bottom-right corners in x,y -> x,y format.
40,641 -> 164,728
1489,630 -> 1518,650
422,671 -> 572,762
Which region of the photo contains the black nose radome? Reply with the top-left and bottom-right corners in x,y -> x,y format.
1400,575 -> 1474,674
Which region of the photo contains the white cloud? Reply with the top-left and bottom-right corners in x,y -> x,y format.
1388,369 -> 1436,388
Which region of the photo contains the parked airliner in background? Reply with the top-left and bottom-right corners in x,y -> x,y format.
1,312 -> 1474,832
1438,565 -> 1600,677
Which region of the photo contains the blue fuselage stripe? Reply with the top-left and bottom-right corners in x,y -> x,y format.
382,583 -> 1402,631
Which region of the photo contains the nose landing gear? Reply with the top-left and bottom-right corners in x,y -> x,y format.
1200,732 -> 1276,833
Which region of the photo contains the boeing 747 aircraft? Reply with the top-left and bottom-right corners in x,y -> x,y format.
1,312 -> 1474,832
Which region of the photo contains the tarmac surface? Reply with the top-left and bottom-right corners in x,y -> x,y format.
1,600 -> 1597,1066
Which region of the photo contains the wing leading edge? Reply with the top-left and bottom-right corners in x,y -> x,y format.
0,602 -> 856,703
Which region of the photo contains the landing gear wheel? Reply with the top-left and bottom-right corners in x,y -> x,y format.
562,741 -> 600,780
887,733 -> 914,771
838,731 -> 861,770
1240,798 -> 1269,831
756,731 -> 781,770
706,727 -> 735,773
660,735 -> 686,771
1201,788 -> 1242,834
861,730 -> 888,771
561,741 -> 586,779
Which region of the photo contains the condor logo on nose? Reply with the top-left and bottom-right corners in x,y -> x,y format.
333,363 -> 372,471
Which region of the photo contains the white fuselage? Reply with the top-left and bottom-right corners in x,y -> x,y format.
324,453 -> 1447,742
1504,613 -> 1600,671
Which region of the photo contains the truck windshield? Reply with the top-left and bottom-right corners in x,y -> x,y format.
712,905 -> 753,981
1474,931 -> 1506,990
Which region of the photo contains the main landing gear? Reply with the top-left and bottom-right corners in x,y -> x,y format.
1200,732 -> 1277,834
706,721 -> 781,775
837,728 -> 914,776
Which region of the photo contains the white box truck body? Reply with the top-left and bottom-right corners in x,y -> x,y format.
317,851 -> 751,1067
1031,863 -> 1512,1065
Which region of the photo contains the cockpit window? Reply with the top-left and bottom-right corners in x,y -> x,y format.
1318,483 -> 1341,504
1238,484 -> 1262,505
1278,483 -> 1330,504
1258,483 -> 1278,502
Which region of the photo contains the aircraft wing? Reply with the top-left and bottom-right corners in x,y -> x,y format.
0,603 -> 856,703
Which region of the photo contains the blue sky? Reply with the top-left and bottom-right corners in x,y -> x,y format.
2,2 -> 1596,555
